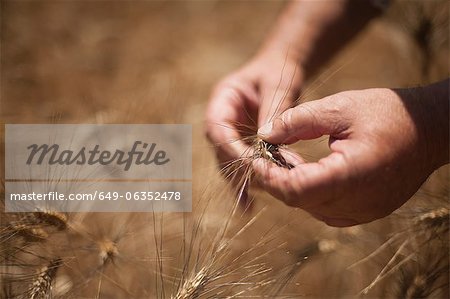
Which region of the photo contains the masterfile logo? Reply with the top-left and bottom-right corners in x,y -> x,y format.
26,141 -> 170,171
5,124 -> 192,212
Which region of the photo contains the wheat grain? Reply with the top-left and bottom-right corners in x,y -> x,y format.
28,258 -> 62,299
32,211 -> 68,231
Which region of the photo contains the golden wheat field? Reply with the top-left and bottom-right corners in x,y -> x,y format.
1,0 -> 449,298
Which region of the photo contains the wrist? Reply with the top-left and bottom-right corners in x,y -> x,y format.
423,80 -> 449,168
407,80 -> 449,171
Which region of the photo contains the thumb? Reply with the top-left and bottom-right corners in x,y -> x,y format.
257,95 -> 350,144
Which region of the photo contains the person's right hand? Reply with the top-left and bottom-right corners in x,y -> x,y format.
253,83 -> 449,226
205,50 -> 303,168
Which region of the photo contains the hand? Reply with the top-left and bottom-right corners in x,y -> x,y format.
205,51 -> 303,168
253,85 -> 449,227
204,0 -> 379,170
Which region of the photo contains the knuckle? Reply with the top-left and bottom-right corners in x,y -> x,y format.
277,108 -> 294,134
214,82 -> 246,107
215,73 -> 237,89
214,80 -> 234,94
297,103 -> 323,136
214,73 -> 245,94
325,92 -> 353,115
318,93 -> 354,134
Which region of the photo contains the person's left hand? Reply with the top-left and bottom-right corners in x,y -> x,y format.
205,50 -> 303,168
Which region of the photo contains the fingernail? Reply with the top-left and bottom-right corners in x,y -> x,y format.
258,122 -> 273,137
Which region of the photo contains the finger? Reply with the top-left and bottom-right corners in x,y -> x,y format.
257,66 -> 302,126
205,82 -> 258,162
258,94 -> 351,145
252,151 -> 349,209
278,147 -> 305,166
250,149 -> 303,191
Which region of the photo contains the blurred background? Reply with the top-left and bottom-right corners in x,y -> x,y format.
1,0 -> 449,298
